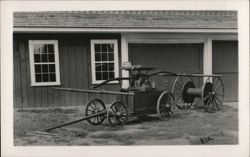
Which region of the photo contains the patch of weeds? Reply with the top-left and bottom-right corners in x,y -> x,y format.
210,130 -> 225,137
17,108 -> 78,114
93,139 -> 109,145
79,142 -> 91,146
52,137 -> 72,145
74,132 -> 89,138
90,133 -> 135,145
138,125 -> 149,130
90,133 -> 114,139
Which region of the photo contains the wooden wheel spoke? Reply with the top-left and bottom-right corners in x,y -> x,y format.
213,82 -> 221,92
115,116 -> 121,124
111,106 -> 117,113
213,97 -> 219,109
96,116 -> 100,122
176,81 -> 184,88
211,97 -> 216,110
119,105 -> 124,111
166,112 -> 170,118
174,91 -> 182,95
214,95 -> 223,105
92,101 -> 97,108
215,93 -> 224,97
205,96 -> 212,106
87,108 -> 95,112
203,94 -> 211,101
89,104 -> 95,110
181,77 -> 186,84
119,115 -> 126,121
175,85 -> 183,91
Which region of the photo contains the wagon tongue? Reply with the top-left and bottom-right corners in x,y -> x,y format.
34,131 -> 58,136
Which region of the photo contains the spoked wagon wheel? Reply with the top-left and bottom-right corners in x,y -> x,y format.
107,101 -> 128,127
172,76 -> 194,109
157,91 -> 175,120
202,76 -> 224,113
85,98 -> 106,125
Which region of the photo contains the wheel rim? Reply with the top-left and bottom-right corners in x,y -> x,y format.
202,77 -> 224,113
157,91 -> 175,120
85,98 -> 106,125
172,76 -> 194,109
108,101 -> 128,127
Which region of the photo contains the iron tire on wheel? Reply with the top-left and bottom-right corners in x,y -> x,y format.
157,91 -> 175,120
85,98 -> 106,125
172,76 -> 194,109
202,76 -> 224,113
107,101 -> 128,127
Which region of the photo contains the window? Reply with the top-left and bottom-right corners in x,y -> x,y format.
29,40 -> 60,86
91,40 -> 119,84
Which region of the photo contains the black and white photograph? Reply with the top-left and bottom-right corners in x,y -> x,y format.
1,0 -> 249,157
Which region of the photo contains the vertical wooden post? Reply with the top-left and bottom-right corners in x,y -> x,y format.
121,33 -> 129,89
203,38 -> 213,83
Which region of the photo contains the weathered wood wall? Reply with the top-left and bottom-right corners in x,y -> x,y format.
13,33 -> 121,108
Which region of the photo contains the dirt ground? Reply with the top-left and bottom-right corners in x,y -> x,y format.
14,102 -> 238,145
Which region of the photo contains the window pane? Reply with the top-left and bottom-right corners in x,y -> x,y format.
102,63 -> 108,71
95,53 -> 101,61
103,72 -> 108,80
49,64 -> 55,72
108,53 -> 114,61
48,54 -> 55,62
108,63 -> 114,71
101,52 -> 107,61
42,64 -> 49,73
47,44 -> 54,53
107,44 -> 114,52
109,72 -> 115,79
33,44 -> 45,54
95,63 -> 102,72
41,54 -> 48,62
96,72 -> 102,80
95,44 -> 101,52
43,74 -> 49,82
101,44 -> 108,52
50,73 -> 56,82
35,65 -> 42,73
34,54 -> 41,63
35,74 -> 42,82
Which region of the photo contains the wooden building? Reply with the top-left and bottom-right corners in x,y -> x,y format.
13,11 -> 238,108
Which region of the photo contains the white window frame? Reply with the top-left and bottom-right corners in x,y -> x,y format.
29,40 -> 61,86
90,40 -> 119,84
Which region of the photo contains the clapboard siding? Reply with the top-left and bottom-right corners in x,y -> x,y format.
13,33 -> 121,108
13,43 -> 22,107
19,41 -> 29,107
213,40 -> 238,102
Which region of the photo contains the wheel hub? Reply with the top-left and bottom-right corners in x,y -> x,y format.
115,112 -> 122,116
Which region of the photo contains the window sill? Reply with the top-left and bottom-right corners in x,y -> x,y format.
31,82 -> 61,87
91,80 -> 120,85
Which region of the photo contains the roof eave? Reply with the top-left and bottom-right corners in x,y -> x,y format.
13,27 -> 238,33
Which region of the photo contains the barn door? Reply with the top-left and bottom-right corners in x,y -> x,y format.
212,41 -> 238,102
128,43 -> 203,91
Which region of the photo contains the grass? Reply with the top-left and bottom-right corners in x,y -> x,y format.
14,102 -> 238,145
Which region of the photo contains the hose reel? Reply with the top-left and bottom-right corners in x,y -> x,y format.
172,75 -> 224,113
